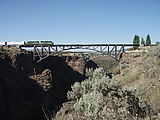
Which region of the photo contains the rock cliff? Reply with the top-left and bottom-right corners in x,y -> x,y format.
0,47 -> 86,120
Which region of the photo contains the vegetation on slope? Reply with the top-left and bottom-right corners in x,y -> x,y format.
55,45 -> 160,120
116,45 -> 160,114
63,68 -> 154,120
93,59 -> 119,74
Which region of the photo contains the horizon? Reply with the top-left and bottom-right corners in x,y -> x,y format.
0,0 -> 160,44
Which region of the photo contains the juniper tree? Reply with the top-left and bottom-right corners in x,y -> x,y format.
156,41 -> 160,45
141,37 -> 145,46
146,34 -> 151,46
133,35 -> 140,49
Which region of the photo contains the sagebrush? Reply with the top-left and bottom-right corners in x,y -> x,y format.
67,68 -> 151,120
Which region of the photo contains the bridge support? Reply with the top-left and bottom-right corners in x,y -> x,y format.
20,44 -> 139,62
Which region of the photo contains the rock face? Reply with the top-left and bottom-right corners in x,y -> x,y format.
34,56 -> 85,115
0,50 -> 45,120
65,56 -> 86,75
55,101 -> 75,120
0,48 -> 86,120
30,69 -> 53,91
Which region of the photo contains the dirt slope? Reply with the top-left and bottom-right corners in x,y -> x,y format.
116,47 -> 160,114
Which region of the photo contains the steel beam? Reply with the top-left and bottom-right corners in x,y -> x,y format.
20,44 -> 139,62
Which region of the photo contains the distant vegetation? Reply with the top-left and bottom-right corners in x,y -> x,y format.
146,35 -> 152,46
156,41 -> 160,45
133,34 -> 152,49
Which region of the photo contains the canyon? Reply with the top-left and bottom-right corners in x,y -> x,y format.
0,47 -> 86,120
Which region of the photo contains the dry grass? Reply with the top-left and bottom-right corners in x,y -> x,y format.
54,46 -> 160,120
116,46 -> 160,116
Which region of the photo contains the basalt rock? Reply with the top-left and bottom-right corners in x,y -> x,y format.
0,48 -> 86,120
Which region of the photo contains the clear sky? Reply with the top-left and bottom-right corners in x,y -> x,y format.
0,0 -> 160,44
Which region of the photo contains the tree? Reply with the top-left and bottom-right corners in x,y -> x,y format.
156,41 -> 160,45
141,37 -> 145,46
146,34 -> 151,46
133,35 -> 140,49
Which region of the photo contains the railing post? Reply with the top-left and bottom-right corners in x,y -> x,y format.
122,45 -> 125,53
49,46 -> 51,54
33,45 -> 36,61
41,45 -> 43,59
55,46 -> 58,51
115,45 -> 117,59
100,45 -> 102,52
108,45 -> 110,55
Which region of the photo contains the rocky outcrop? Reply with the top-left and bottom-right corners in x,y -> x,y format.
65,56 -> 86,75
30,69 -> 53,91
34,56 -> 85,114
0,50 -> 45,120
54,101 -> 75,120
85,60 -> 98,69
0,48 -> 86,120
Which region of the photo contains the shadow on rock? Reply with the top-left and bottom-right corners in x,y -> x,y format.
0,53 -> 46,120
35,56 -> 85,112
0,51 -> 86,120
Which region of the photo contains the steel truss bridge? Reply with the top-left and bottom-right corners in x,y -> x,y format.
20,44 -> 139,62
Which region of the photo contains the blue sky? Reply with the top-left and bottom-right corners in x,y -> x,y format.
0,0 -> 160,44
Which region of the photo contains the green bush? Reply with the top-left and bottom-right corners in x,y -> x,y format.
67,68 -> 151,120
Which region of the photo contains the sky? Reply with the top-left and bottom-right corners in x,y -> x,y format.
0,0 -> 160,44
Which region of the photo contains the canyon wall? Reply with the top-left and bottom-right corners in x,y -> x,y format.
0,48 -> 86,120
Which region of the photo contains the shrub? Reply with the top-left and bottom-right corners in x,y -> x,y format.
140,45 -> 160,79
67,68 -> 151,120
148,45 -> 160,58
0,46 -> 4,51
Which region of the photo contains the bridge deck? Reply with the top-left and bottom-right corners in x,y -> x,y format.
20,44 -> 139,47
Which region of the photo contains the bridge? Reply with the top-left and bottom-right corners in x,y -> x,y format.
20,44 -> 139,62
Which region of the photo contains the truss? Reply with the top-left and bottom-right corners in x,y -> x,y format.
20,44 -> 139,62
